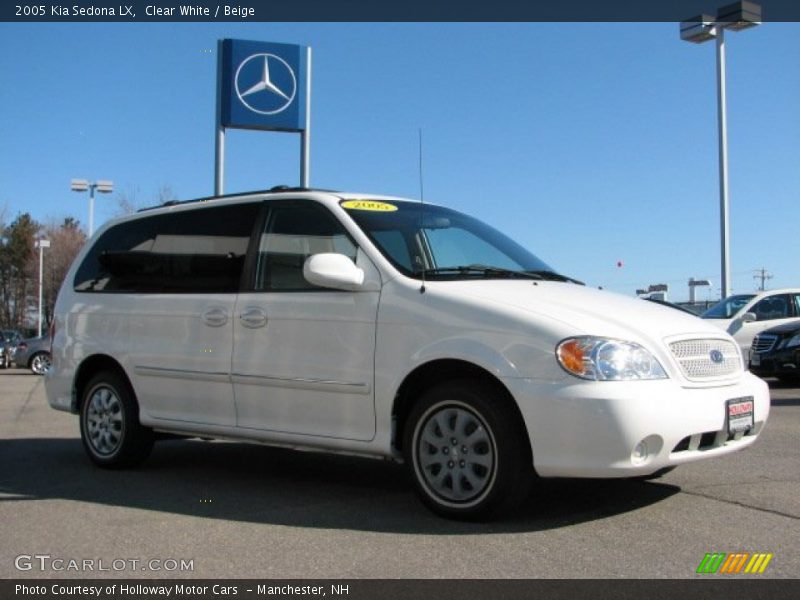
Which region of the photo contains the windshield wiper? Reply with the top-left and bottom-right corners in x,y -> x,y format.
524,270 -> 584,285
418,265 -> 545,280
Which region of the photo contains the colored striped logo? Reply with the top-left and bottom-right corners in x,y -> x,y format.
696,552 -> 773,574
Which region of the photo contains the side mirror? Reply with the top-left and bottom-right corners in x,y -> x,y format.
741,312 -> 757,323
303,253 -> 365,291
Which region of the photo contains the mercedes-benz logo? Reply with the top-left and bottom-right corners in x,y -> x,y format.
234,53 -> 297,115
709,349 -> 725,364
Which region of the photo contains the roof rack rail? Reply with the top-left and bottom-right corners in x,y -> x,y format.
137,186 -> 339,213
268,184 -> 308,192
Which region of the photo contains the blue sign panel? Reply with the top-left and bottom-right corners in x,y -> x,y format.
219,38 -> 308,132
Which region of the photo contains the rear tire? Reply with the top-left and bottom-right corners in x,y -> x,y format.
79,371 -> 153,468
30,352 -> 51,375
403,379 -> 533,520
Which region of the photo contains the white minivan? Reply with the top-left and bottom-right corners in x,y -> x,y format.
46,189 -> 769,519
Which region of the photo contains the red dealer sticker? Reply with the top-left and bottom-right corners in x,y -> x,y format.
727,397 -> 754,435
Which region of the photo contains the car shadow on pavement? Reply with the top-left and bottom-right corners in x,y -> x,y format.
0,437 -> 679,534
767,378 -> 800,406
767,378 -> 800,389
772,398 -> 800,406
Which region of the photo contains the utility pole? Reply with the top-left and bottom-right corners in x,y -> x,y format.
753,268 -> 773,291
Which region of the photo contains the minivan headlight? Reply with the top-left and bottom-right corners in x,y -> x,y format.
556,336 -> 668,381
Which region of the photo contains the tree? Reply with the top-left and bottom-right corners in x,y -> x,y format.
0,213 -> 40,329
41,218 -> 87,328
114,184 -> 177,216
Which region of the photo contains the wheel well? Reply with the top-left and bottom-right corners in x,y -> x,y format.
392,359 -> 527,454
73,355 -> 133,412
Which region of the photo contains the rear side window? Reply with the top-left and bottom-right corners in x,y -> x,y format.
73,203 -> 260,293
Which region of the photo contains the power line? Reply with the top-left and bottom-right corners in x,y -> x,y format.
753,268 -> 773,291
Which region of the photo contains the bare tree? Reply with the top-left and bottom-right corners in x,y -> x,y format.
40,218 -> 87,328
113,185 -> 142,217
157,184 -> 177,204
113,184 -> 177,217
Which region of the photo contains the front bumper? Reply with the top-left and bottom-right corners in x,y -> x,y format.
502,372 -> 769,478
750,348 -> 800,379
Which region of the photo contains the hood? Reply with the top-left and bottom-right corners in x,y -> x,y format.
761,319 -> 800,336
428,280 -> 726,344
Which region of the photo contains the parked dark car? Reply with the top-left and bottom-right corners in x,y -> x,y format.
749,320 -> 800,382
1,330 -> 23,369
14,335 -> 52,375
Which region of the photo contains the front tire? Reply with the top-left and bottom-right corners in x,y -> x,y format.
403,380 -> 533,520
79,371 -> 153,468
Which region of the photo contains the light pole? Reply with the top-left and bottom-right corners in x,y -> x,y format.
35,239 -> 51,338
70,179 -> 114,236
680,1 -> 761,300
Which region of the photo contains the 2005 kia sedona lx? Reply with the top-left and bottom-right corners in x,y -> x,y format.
46,189 -> 769,519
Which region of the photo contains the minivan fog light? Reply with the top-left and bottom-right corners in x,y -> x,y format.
556,337 -> 667,381
632,441 -> 648,465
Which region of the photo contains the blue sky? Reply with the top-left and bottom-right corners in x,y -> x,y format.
1,22 -> 798,300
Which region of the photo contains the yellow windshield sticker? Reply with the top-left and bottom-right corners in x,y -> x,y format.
341,200 -> 398,212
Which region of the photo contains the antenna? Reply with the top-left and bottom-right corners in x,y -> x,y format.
418,129 -> 425,202
418,128 -> 426,294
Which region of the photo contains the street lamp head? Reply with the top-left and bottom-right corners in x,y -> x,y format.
70,178 -> 89,192
717,1 -> 762,31
95,180 -> 114,194
680,14 -> 717,43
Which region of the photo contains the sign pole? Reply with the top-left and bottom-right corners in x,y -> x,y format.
215,126 -> 225,196
214,39 -> 225,196
217,39 -> 310,192
300,47 -> 312,188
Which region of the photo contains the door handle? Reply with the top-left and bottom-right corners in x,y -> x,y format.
201,307 -> 229,327
239,307 -> 268,329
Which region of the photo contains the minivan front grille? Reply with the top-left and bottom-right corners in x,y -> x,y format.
668,338 -> 741,381
751,334 -> 778,354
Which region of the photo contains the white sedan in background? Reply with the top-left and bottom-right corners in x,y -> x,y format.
702,289 -> 800,359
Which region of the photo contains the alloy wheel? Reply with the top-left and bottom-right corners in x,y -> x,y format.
85,386 -> 125,456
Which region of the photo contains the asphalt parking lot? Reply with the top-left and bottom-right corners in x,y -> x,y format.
1,369 -> 797,579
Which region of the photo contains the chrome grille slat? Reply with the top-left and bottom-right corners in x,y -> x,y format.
752,334 -> 778,354
668,338 -> 741,381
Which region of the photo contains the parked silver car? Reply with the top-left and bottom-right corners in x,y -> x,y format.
14,336 -> 51,375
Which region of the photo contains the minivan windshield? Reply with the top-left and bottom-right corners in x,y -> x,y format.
702,294 -> 756,319
341,199 -> 577,282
